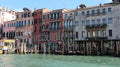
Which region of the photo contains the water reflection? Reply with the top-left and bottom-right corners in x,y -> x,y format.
0,54 -> 120,67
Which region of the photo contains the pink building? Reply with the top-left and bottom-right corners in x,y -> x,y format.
3,20 -> 16,39
15,8 -> 34,45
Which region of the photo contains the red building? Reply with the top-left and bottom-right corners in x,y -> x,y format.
40,12 -> 50,52
41,9 -> 67,52
33,8 -> 50,51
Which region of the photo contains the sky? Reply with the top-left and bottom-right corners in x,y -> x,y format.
0,0 -> 112,11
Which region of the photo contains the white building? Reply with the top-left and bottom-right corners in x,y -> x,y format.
0,6 -> 16,38
73,1 -> 120,55
74,3 -> 120,41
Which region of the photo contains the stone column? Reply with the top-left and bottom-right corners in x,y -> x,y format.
101,40 -> 103,55
83,41 -> 85,55
116,41 -> 119,56
86,41 -> 88,55
20,43 -> 23,54
23,43 -> 26,54
119,41 -> 120,56
48,43 -> 51,54
89,42 -> 91,55
43,43 -> 46,54
34,44 -> 37,54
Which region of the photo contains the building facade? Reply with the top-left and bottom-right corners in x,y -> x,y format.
63,10 -> 76,53
47,9 -> 67,53
0,7 -> 16,39
15,8 -> 34,48
40,12 -> 50,52
3,20 -> 16,39
74,2 -> 120,55
33,8 -> 50,52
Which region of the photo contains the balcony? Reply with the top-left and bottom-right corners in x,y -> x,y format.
85,36 -> 108,40
102,12 -> 107,15
86,23 -> 107,29
86,14 -> 90,17
85,12 -> 107,17
63,26 -> 74,32
49,27 -> 60,31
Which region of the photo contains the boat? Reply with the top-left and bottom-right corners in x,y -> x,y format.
0,50 -> 3,54
0,39 -> 15,54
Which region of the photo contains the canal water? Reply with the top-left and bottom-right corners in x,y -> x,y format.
0,54 -> 120,67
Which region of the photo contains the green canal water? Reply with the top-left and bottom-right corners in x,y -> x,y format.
0,54 -> 120,67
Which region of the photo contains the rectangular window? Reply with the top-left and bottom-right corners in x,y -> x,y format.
75,21 -> 79,26
21,21 -> 23,27
54,13 -> 56,19
16,15 -> 19,18
4,24 -> 6,27
108,8 -> 112,12
70,21 -> 72,26
82,11 -> 85,15
39,18 -> 42,24
102,18 -> 106,24
81,20 -> 85,26
76,32 -> 78,38
14,23 -> 16,27
97,9 -> 100,14
24,20 -> 26,26
34,19 -> 37,24
47,14 -> 49,19
10,23 -> 11,27
12,23 -> 14,27
50,32 -> 53,40
86,20 -> 90,25
57,22 -> 59,29
19,21 -> 21,27
75,12 -> 78,16
28,20 -> 30,26
56,32 -> 60,40
102,8 -> 106,14
92,20 -> 95,25
103,30 -> 106,37
50,13 -> 53,19
97,30 -> 101,37
43,15 -> 45,20
28,13 -> 30,17
65,14 -> 67,18
86,11 -> 90,16
82,31 -> 85,38
92,10 -> 95,15
21,14 -> 24,18
57,13 -> 60,19
92,31 -> 96,37
87,31 -> 90,37
109,30 -> 112,37
97,19 -> 100,25
24,13 -> 27,18
8,23 -> 9,27
108,18 -> 112,24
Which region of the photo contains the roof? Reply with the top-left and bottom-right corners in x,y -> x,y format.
75,2 -> 115,11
